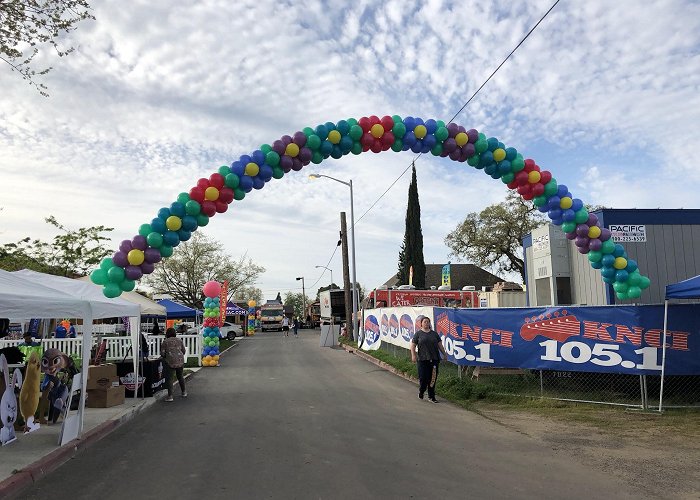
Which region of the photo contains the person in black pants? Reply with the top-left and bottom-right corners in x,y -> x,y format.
410,316 -> 447,403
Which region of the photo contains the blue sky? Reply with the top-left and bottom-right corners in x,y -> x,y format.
1,0 -> 699,300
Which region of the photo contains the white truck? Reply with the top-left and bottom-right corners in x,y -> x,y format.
260,301 -> 285,331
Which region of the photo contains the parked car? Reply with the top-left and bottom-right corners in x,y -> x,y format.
188,321 -> 242,340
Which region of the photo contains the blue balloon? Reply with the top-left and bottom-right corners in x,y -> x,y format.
181,215 -> 198,231
601,266 -> 617,279
590,261 -> 603,269
547,196 -> 561,210
497,161 -> 511,175
562,209 -> 576,222
403,116 -> 416,131
538,205 -> 549,213
252,149 -> 265,165
231,161 -> 245,176
324,121 -> 336,131
423,134 -> 437,148
253,177 -> 265,190
420,141 -> 431,154
615,270 -> 629,282
484,163 -> 497,175
151,218 -> 166,234
339,135 -> 353,152
330,146 -> 343,159
403,131 -> 417,147
557,185 -> 569,197
424,119 -> 437,134
410,140 -> 423,153
626,259 -> 638,273
157,207 -> 171,220
178,229 -> 191,241
551,217 -> 563,226
239,154 -> 252,165
601,254 -> 616,267
571,199 -> 583,211
336,120 -> 350,135
602,276 -> 615,284
487,137 -> 499,151
239,175 -> 254,192
505,147 -> 518,161
163,231 -> 179,247
613,244 -> 625,257
319,140 -> 333,156
259,164 -> 273,182
548,208 -> 562,220
479,150 -> 494,166
170,202 -> 185,217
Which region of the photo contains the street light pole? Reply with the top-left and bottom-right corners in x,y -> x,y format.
309,173 -> 359,340
315,265 -> 333,288
295,276 -> 306,321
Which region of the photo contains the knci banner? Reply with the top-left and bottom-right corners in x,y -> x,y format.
435,304 -> 700,375
362,307 -> 434,351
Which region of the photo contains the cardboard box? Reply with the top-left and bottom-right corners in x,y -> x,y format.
87,364 -> 117,390
88,375 -> 120,391
86,385 -> 125,408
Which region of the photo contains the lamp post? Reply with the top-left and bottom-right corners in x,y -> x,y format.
315,265 -> 333,288
295,276 -> 306,321
309,173 -> 358,340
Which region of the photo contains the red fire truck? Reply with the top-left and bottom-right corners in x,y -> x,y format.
365,287 -> 480,309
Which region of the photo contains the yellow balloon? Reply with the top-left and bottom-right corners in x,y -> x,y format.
588,226 -> 601,239
528,171 -> 541,184
166,215 -> 182,231
414,124 -> 427,139
370,124 -> 384,139
327,130 -> 341,144
245,162 -> 260,176
204,186 -> 220,201
455,132 -> 468,147
285,143 -> 300,157
127,249 -> 145,266
559,197 -> 573,209
248,299 -> 256,307
213,355 -> 220,361
492,148 -> 506,161
614,257 -> 628,270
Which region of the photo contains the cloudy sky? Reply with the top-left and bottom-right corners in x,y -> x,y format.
1,0 -> 699,300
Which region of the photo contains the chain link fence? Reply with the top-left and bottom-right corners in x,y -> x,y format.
376,341 -> 700,410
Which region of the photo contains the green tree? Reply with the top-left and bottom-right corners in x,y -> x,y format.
444,191 -> 546,281
232,285 -> 262,304
315,283 -> 339,300
143,232 -> 265,309
0,216 -> 113,276
397,164 -> 426,288
284,291 -> 310,319
1,0 -> 95,96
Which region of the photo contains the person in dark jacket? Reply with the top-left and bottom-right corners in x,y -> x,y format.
161,328 -> 186,402
410,316 -> 447,403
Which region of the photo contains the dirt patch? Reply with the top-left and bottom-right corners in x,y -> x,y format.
473,402 -> 700,499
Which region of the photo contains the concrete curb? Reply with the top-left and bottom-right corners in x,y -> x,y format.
341,344 -> 419,386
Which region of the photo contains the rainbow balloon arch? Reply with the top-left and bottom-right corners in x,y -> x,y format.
90,115 -> 651,302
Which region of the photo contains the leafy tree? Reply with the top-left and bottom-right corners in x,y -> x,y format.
0,0 -> 94,96
444,191 -> 546,282
315,283 -> 339,300
0,215 -> 113,276
232,285 -> 263,304
143,232 -> 265,309
397,164 -> 425,288
284,291 -> 310,319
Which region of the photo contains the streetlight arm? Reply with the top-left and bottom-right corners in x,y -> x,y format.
309,173 -> 351,188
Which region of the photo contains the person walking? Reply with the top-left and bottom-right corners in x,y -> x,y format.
161,328 -> 187,402
410,316 -> 447,403
292,317 -> 299,337
282,316 -> 290,337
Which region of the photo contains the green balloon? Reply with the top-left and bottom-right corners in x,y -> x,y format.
348,124 -> 363,141
616,291 -> 629,300
391,140 -> 403,153
120,279 -> 136,292
431,143 -> 443,156
639,275 -> 651,289
562,221 -> 577,234
627,286 -> 642,299
306,134 -> 321,150
225,173 -> 240,189
147,232 -> 164,248
543,179 -> 558,197
346,118 -> 358,127
474,139 -> 488,154
100,258 -> 114,271
176,192 -> 191,204
103,282 -> 122,298
435,126 -> 448,142
511,156 -> 525,172
587,250 -> 602,262
311,151 -> 324,164
159,245 -> 174,258
185,200 -> 201,216
600,239 -> 615,254
351,142 -> 363,155
627,271 -> 642,286
501,172 -> 515,184
467,155 -> 480,167
302,127 -> 315,137
265,151 -> 280,167
138,224 -> 152,237
260,144 -> 272,154
533,195 -> 548,207
107,266 -> 126,283
90,268 -> 108,285
613,281 -> 629,293
272,167 -> 284,179
233,189 -> 245,201
436,120 -> 445,128
478,132 -> 486,141
217,165 -> 231,177
391,122 -> 406,138
391,115 -> 402,124
574,209 -> 589,224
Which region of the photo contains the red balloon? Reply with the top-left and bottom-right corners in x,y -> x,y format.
532,183 -> 545,196
362,143 -> 370,152
517,184 -> 532,196
515,171 -> 529,186
218,187 -> 234,204
370,139 -> 383,153
507,180 -> 518,190
381,141 -> 391,151
380,115 -> 394,131
358,117 -> 371,132
368,115 -> 381,127
189,186 -> 205,203
360,132 -> 374,148
540,170 -> 552,184
209,173 -> 225,189
380,131 -> 395,147
524,159 -> 536,172
197,178 -> 210,189
215,200 -> 228,213
201,200 -> 217,217
522,191 -> 535,200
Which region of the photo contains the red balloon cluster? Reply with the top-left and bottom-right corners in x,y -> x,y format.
358,115 -> 395,153
188,173 -> 235,216
506,159 -> 553,201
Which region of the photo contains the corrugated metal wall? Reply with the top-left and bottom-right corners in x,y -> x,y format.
569,245 -> 608,305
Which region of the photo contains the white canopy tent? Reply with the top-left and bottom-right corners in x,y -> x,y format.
76,276 -> 166,316
8,269 -> 140,438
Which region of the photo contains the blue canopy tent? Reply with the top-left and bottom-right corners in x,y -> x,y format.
660,275 -> 700,410
226,302 -> 247,315
157,299 -> 202,319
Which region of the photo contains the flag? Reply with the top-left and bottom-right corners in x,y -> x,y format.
219,280 -> 229,326
442,263 -> 451,288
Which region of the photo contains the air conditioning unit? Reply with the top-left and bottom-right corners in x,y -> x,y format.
462,286 -> 476,291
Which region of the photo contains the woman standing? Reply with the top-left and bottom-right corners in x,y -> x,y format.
161,328 -> 187,402
410,316 -> 447,403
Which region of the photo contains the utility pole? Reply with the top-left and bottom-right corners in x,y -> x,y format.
340,212 -> 353,340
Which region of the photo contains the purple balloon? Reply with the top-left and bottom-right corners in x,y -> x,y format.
588,238 -> 602,251
466,129 -> 479,143
463,143 -> 476,158
449,149 -> 461,161
125,265 -> 143,281
144,247 -> 162,264
575,236 -> 590,247
457,125 -> 467,134
565,231 -> 577,241
293,131 -> 307,147
298,147 -> 312,164
280,155 -> 293,172
132,235 -> 147,251
577,245 -> 590,254
281,135 -> 292,145
587,213 -> 599,226
291,157 -> 303,171
113,251 -> 129,267
457,149 -> 469,162
443,138 -> 457,153
447,123 -> 460,138
599,228 -> 612,241
272,140 -> 286,155
119,240 -> 132,253
140,261 -> 155,275
576,224 -> 589,237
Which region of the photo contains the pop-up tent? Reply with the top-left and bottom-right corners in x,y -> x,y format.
157,299 -> 202,319
660,274 -> 700,410
10,269 -> 140,438
76,276 -> 166,317
226,302 -> 247,315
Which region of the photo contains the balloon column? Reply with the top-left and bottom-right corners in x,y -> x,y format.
247,300 -> 256,336
201,280 -> 221,367
90,116 -> 650,300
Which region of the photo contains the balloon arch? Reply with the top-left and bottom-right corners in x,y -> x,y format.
90,115 -> 650,301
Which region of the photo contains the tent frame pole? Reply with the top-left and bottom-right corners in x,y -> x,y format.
659,299 -> 669,413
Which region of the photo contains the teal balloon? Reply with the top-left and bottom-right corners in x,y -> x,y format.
159,245 -> 174,258
224,173 -> 240,189
120,279 -> 136,292
501,172 -> 515,184
391,122 -> 406,139
574,209 -> 589,224
306,134 -> 321,150
390,140 -> 402,153
272,167 -> 284,179
90,268 -> 108,285
639,275 -> 651,289
613,281 -> 629,293
616,291 -> 629,300
177,192 -> 191,204
185,200 -> 201,216
431,143 -> 443,156
103,282 -> 122,298
138,224 -> 152,237
260,144 -> 272,154
233,189 -> 245,201
348,125 -> 363,141
100,258 -> 114,271
600,240 -> 616,254
467,155 -> 480,167
562,221 -> 577,234
627,286 -> 642,299
434,126 -> 448,141
587,250 -> 602,262
218,165 -> 231,176
147,232 -> 164,248
107,266 -> 126,283
627,271 -> 642,287
265,151 -> 280,167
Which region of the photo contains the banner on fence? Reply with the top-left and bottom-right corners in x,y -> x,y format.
362,307 -> 434,351
434,304 -> 700,375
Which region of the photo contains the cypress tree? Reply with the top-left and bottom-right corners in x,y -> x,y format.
397,164 -> 426,288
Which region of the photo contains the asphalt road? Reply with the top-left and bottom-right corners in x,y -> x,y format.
17,329 -> 642,500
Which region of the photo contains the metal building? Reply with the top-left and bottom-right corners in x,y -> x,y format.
523,209 -> 700,306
